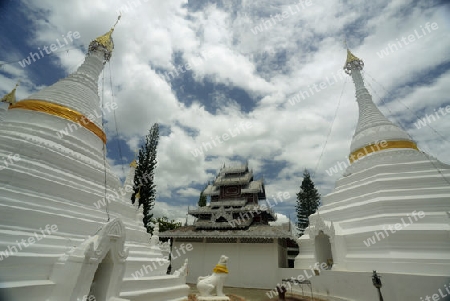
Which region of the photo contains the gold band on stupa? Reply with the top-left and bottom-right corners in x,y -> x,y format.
349,140 -> 418,163
212,264 -> 228,274
9,100 -> 107,144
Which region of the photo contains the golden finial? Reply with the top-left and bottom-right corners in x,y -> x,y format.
342,38 -> 361,65
130,159 -> 137,168
91,14 -> 121,58
1,81 -> 20,106
345,49 -> 360,65
343,46 -> 364,74
130,149 -> 138,168
135,187 -> 141,200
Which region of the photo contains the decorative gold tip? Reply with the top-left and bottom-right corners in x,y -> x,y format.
93,14 -> 121,53
1,81 -> 19,105
130,159 -> 137,168
345,49 -> 360,65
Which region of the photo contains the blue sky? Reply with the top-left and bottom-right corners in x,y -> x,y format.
0,0 -> 449,224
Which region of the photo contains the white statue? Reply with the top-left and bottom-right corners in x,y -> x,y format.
197,255 -> 229,297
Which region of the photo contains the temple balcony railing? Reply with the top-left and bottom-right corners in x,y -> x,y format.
188,203 -> 277,221
193,218 -> 253,229
213,171 -> 253,186
210,199 -> 247,207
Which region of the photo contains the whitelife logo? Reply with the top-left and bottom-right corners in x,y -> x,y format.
19,31 -> 81,68
265,261 -> 328,298
0,153 -> 20,171
190,122 -> 253,158
414,105 -> 450,129
0,224 -> 58,261
376,22 -> 439,58
420,282 -> 450,301
250,0 -> 313,35
362,211 -> 425,247
288,69 -> 345,106
325,140 -> 388,176
227,192 -> 290,228
130,243 -> 193,279
56,102 -> 118,139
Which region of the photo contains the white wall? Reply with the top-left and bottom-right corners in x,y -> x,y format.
171,239 -> 280,289
170,240 -> 450,300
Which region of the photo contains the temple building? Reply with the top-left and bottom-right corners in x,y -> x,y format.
192,162 -> 276,229
288,49 -> 450,300
160,163 -> 297,288
0,21 -> 188,301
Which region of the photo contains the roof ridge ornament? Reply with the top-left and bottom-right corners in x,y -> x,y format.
1,81 -> 19,106
89,14 -> 121,62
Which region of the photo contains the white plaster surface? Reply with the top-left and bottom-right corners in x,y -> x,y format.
0,102 -> 8,122
0,46 -> 188,301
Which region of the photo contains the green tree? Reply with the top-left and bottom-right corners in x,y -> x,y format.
198,183 -> 208,207
132,123 -> 159,233
152,216 -> 182,233
296,169 -> 321,236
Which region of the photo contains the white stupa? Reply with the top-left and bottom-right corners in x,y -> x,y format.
295,49 -> 450,276
0,19 -> 189,301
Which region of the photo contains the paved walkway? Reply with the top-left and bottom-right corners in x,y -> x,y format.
187,284 -> 328,301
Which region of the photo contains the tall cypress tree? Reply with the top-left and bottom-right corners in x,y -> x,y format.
132,123 -> 159,233
198,192 -> 207,207
198,183 -> 208,207
296,169 -> 321,237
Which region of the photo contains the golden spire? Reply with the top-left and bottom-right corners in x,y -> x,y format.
94,15 -> 121,53
343,48 -> 364,74
1,82 -> 19,106
130,160 -> 137,168
345,49 -> 361,65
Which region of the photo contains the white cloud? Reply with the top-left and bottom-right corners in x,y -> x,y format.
3,0 -> 449,223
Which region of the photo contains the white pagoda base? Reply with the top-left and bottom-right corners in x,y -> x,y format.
291,149 -> 450,301
295,150 -> 450,275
